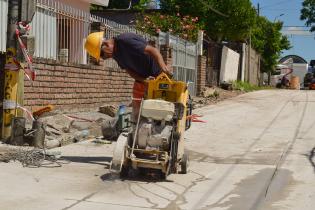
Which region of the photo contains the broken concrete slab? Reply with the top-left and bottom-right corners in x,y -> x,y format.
45,139 -> 61,149
99,105 -> 118,117
201,87 -> 217,98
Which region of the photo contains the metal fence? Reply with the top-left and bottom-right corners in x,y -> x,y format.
0,0 -> 8,52
30,0 -> 156,66
159,32 -> 198,96
30,0 -> 90,64
90,14 -> 157,68
30,0 -> 198,94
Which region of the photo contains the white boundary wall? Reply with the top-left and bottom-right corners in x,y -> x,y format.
220,46 -> 240,83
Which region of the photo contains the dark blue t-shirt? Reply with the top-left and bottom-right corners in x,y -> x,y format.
113,33 -> 161,78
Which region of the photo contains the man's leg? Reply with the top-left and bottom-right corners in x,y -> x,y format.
132,81 -> 146,121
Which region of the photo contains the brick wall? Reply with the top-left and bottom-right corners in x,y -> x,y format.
197,55 -> 206,95
24,60 -> 134,112
25,45 -> 172,112
160,45 -> 173,72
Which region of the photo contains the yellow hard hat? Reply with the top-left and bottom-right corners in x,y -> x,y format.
84,31 -> 104,60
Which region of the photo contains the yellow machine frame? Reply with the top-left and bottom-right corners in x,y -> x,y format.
146,73 -> 188,138
125,73 -> 189,174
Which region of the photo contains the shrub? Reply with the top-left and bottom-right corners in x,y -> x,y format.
135,12 -> 202,42
232,81 -> 261,92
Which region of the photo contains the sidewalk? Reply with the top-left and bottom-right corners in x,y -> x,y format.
0,140 -> 115,210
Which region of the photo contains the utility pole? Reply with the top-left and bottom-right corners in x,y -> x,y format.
1,0 -> 35,141
2,0 -> 22,140
248,3 -> 260,83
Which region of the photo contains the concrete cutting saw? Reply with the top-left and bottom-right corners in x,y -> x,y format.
110,73 -> 192,178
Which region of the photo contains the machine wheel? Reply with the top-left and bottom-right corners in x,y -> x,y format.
180,152 -> 189,174
186,95 -> 193,130
120,165 -> 130,178
110,133 -> 128,175
160,172 -> 167,180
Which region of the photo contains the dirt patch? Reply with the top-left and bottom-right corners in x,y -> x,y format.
192,87 -> 244,109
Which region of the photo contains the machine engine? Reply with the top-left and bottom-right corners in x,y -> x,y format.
136,99 -> 175,150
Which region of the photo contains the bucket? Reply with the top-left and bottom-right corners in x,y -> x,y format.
58,48 -> 69,63
31,120 -> 46,148
118,105 -> 126,115
290,76 -> 300,90
10,117 -> 26,145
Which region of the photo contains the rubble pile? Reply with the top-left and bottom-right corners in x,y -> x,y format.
0,108 -> 118,164
38,110 -> 115,147
192,87 -> 244,109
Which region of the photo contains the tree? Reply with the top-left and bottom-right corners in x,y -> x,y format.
160,0 -> 257,42
135,12 -> 202,41
159,0 -> 290,74
252,16 -> 291,73
300,0 -> 315,32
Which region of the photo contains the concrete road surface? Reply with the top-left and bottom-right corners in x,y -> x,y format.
1,90 -> 315,210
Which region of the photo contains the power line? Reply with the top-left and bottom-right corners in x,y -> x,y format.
283,26 -> 311,28
282,29 -> 313,31
285,34 -> 314,37
261,8 -> 299,11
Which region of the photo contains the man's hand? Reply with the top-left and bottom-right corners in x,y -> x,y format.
161,66 -> 173,77
144,45 -> 173,77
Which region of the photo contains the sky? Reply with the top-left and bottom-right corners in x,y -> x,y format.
251,0 -> 315,63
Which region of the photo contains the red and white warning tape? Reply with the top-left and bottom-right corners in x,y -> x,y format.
15,22 -> 36,81
3,100 -> 35,121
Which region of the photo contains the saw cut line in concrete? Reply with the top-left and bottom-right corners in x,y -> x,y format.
264,91 -> 309,198
189,91 -> 301,210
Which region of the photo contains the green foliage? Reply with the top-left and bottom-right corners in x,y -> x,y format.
133,0 -> 150,11
135,12 -> 202,42
251,16 -> 291,73
204,0 -> 257,42
96,0 -> 290,76
160,0 -> 257,42
159,0 -> 290,74
232,81 -> 261,92
300,0 -> 315,32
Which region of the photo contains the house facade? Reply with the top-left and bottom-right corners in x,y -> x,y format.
21,0 -> 203,112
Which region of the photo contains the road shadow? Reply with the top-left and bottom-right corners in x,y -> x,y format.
100,169 -> 174,183
307,147 -> 315,173
62,156 -> 112,168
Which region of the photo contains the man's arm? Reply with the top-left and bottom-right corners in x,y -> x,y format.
144,45 -> 173,75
